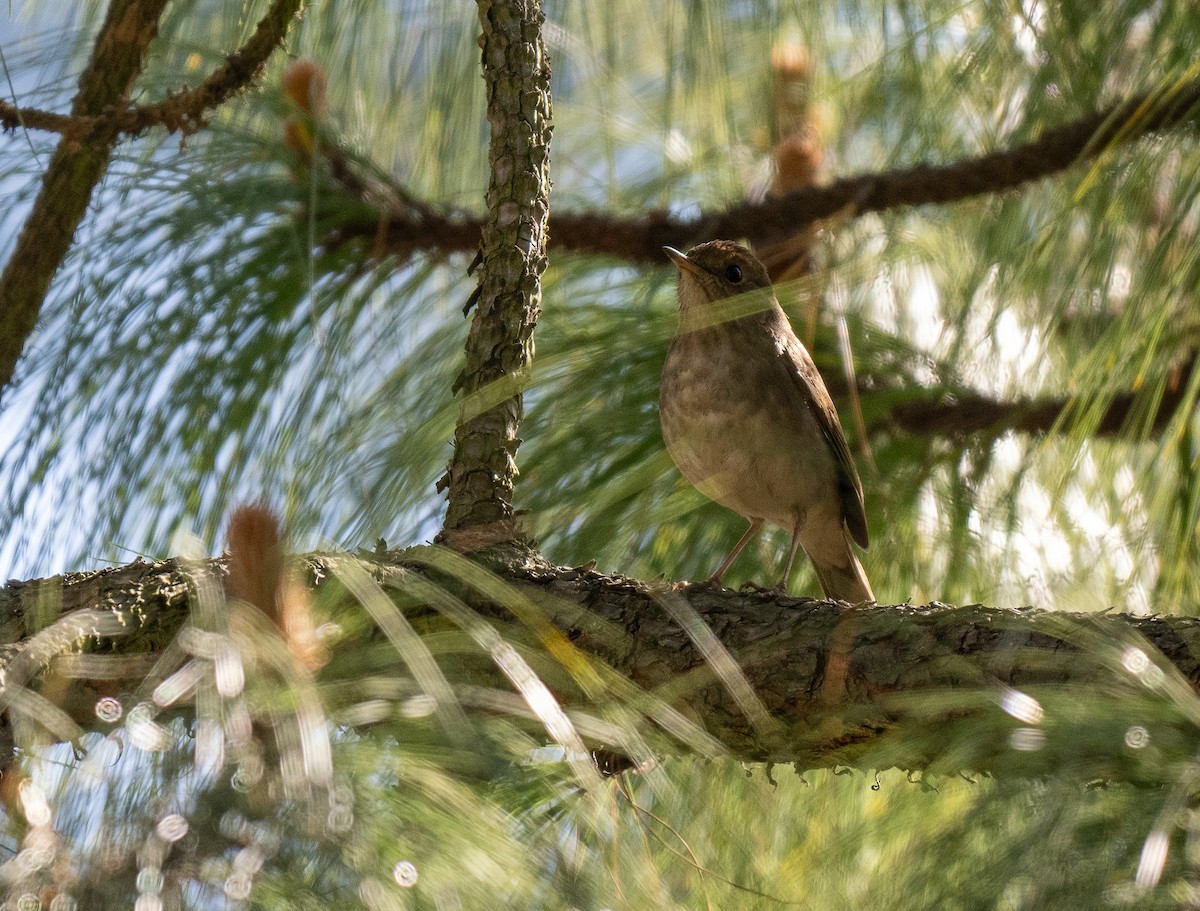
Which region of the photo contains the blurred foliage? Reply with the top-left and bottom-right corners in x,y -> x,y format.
4,553 -> 1200,908
1,0 -> 1200,907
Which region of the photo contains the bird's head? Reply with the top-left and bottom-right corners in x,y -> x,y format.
663,240 -> 775,326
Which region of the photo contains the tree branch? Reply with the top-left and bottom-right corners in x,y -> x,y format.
705,72 -> 1200,250
439,0 -> 553,541
2,549 -> 1199,779
324,74 -> 1200,263
0,104 -> 78,137
0,0 -> 303,403
0,0 -> 171,402
111,0 -> 304,137
864,354 -> 1196,441
881,383 -> 1185,440
0,0 -> 303,140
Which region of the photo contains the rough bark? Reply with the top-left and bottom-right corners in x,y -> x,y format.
440,0 -> 553,541
3,548 -> 1197,779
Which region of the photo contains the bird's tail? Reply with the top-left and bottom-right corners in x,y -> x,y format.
809,538 -> 875,603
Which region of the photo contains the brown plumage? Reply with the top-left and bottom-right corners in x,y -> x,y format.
660,240 -> 874,602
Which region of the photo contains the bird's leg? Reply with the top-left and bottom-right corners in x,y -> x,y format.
775,522 -> 804,592
708,518 -> 764,587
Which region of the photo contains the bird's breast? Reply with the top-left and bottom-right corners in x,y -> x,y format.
660,329 -> 839,526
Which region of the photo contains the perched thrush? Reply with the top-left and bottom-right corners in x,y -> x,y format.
660,240 -> 874,602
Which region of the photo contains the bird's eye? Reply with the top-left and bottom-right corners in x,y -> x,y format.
725,264 -> 743,284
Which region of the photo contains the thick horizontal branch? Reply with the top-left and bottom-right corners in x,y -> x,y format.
327,74 -> 1200,263
2,547 -> 1198,778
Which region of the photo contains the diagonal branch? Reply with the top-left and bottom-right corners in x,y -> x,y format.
703,72 -> 1200,250
0,0 -> 303,402
325,74 -> 1200,263
0,0 -> 303,140
107,0 -> 304,138
0,0 -> 171,402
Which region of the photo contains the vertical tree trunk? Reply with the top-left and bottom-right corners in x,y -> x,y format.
440,0 -> 553,546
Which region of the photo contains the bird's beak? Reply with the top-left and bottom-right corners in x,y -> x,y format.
663,246 -> 705,278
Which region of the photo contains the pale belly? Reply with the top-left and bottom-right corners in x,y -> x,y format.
660,340 -> 840,530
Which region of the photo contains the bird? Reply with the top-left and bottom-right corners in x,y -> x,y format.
660,240 -> 874,602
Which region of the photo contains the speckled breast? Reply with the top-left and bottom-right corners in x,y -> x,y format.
660,326 -> 838,528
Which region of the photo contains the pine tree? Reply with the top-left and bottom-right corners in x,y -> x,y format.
0,0 -> 1198,907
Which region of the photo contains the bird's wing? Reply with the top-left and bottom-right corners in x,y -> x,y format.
776,320 -> 870,549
